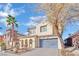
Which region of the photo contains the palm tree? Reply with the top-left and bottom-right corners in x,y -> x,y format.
6,15 -> 18,48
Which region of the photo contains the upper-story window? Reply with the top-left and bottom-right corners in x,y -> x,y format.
40,25 -> 47,32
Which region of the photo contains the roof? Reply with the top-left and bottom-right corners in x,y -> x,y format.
17,32 -> 26,37
65,31 -> 79,40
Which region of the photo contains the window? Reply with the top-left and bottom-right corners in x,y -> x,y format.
21,40 -> 24,47
15,41 -> 19,48
29,39 -> 33,44
40,25 -> 47,32
29,39 -> 33,48
25,39 -> 27,44
25,39 -> 28,47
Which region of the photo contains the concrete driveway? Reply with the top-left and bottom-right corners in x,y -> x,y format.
21,48 -> 58,56
0,48 -> 58,56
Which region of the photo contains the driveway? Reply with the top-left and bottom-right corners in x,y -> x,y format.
20,48 -> 58,56
0,48 -> 58,56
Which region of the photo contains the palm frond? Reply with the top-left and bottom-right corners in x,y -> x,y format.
6,15 -> 18,28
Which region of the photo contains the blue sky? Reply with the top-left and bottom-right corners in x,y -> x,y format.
0,3 -> 45,35
62,20 -> 79,40
0,3 -> 79,40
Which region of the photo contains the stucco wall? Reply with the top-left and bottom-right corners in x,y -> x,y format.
58,38 -> 62,49
18,36 -> 38,48
36,20 -> 53,36
28,20 -> 53,36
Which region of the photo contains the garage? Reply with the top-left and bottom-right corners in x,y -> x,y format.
39,38 -> 58,48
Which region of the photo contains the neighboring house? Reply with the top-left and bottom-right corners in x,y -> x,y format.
0,36 -> 4,42
0,36 -> 4,46
0,36 -> 4,51
4,29 -> 18,49
19,20 -> 61,49
64,31 -> 79,48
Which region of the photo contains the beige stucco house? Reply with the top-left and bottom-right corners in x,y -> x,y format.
18,20 -> 61,49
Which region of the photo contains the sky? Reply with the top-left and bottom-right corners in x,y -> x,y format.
0,3 -> 79,40
0,3 -> 46,35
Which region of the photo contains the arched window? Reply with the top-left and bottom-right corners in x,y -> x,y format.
29,39 -> 33,48
15,41 -> 19,49
21,40 -> 24,47
29,39 -> 32,44
25,39 -> 28,47
25,39 -> 27,44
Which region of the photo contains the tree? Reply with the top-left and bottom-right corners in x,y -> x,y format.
38,3 -> 79,49
6,15 -> 18,47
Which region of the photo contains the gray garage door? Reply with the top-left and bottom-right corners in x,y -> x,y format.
40,38 -> 58,48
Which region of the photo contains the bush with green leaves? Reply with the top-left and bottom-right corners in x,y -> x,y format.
0,42 -> 6,50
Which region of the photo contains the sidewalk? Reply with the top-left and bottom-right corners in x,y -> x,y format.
0,51 -> 16,56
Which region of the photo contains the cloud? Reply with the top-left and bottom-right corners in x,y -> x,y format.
0,3 -> 12,17
25,16 -> 47,27
25,21 -> 37,27
3,3 -> 17,17
23,32 -> 29,35
30,16 -> 47,23
4,4 -> 12,13
0,18 -> 7,25
0,3 -> 26,27
0,18 -> 11,28
0,3 -> 25,17
0,11 -> 8,17
76,23 -> 79,26
14,8 -> 25,16
0,32 -> 3,35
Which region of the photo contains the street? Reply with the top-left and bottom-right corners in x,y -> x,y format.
0,48 -> 58,56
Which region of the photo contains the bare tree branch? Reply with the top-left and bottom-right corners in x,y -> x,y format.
37,3 -> 79,49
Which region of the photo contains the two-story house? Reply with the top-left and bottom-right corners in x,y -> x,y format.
18,20 -> 60,49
